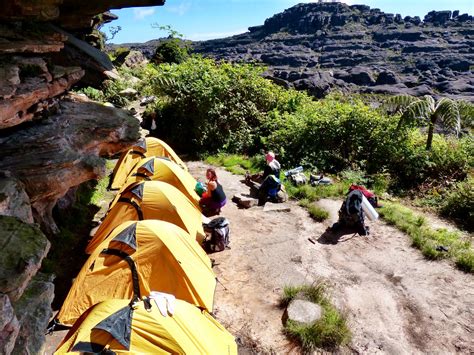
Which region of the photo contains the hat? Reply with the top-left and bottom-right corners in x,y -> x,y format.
265,152 -> 275,162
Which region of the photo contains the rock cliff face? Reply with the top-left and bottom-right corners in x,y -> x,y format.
0,1 -> 163,353
192,3 -> 473,101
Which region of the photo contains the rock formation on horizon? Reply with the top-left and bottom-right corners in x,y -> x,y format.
189,3 -> 473,101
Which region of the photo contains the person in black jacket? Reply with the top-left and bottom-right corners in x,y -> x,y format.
258,152 -> 281,206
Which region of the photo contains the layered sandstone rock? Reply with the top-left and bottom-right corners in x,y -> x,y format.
189,3 -> 473,101
0,94 -> 140,234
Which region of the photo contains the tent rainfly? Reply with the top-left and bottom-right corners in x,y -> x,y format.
118,156 -> 200,208
86,181 -> 205,254
55,298 -> 237,354
111,137 -> 188,190
56,220 -> 215,327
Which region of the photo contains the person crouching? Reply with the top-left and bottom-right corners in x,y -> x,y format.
200,168 -> 227,216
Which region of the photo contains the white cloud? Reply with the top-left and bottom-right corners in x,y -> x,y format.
133,7 -> 156,20
187,28 -> 248,41
165,2 -> 192,16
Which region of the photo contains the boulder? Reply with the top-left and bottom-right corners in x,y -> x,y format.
12,274 -> 54,355
0,294 -> 20,355
0,178 -> 34,224
119,87 -> 138,98
348,67 -> 376,86
284,299 -> 323,325
232,194 -> 258,209
0,95 -> 140,234
376,70 -> 400,85
0,216 -> 50,302
114,50 -> 147,68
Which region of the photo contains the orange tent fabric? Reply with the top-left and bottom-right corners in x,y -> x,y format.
119,157 -> 199,208
86,181 -> 205,254
56,220 -> 215,326
55,298 -> 237,354
111,138 -> 188,190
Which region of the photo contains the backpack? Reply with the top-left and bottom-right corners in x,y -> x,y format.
289,172 -> 307,186
348,184 -> 378,208
338,190 -> 368,236
203,217 -> 230,252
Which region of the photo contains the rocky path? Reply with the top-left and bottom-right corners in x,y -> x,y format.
188,162 -> 474,354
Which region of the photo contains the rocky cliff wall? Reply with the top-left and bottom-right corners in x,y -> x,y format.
0,1 -> 164,353
192,3 -> 473,101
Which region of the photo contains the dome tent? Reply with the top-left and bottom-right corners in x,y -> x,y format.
55,298 -> 237,354
111,137 -> 188,190
56,220 -> 215,327
87,181 -> 205,254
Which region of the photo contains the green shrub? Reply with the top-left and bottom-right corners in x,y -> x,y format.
145,56 -> 310,153
265,98 -> 399,173
440,177 -> 474,232
153,39 -> 189,64
388,130 -> 472,187
77,86 -> 105,102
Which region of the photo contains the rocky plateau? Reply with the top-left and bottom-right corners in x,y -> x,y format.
193,3 -> 474,101
121,2 -> 473,101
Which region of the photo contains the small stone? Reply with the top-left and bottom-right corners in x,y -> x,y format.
232,193 -> 258,208
291,256 -> 302,263
119,88 -> 138,98
286,299 -> 323,325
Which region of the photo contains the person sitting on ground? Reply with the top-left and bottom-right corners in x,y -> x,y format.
199,168 -> 227,216
258,152 -> 282,206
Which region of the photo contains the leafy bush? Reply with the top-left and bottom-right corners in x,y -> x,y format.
440,177 -> 474,232
147,56 -> 310,153
76,86 -> 105,102
265,98 -> 399,173
388,130 -> 472,186
153,39 -> 189,64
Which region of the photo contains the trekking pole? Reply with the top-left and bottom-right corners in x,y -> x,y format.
216,278 -> 228,291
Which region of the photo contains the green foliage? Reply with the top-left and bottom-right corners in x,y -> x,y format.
281,282 -> 351,351
265,98 -> 399,173
440,177 -> 474,232
379,202 -> 473,272
76,86 -> 105,102
204,154 -> 264,175
147,56 -> 310,153
388,130 -> 472,186
151,24 -> 190,64
299,199 -> 330,222
385,95 -> 461,150
153,40 -> 189,64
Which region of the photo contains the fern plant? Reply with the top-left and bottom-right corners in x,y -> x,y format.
385,95 -> 461,150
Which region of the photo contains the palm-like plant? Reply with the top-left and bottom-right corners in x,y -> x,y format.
385,95 -> 461,150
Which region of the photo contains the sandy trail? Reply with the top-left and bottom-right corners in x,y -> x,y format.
187,162 -> 473,354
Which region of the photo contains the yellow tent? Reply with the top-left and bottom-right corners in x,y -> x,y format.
120,157 -> 199,208
55,298 -> 237,354
111,137 -> 188,190
86,181 -> 205,254
56,220 -> 215,326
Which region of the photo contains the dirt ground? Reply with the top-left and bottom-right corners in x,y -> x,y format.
187,162 -> 474,354
45,161 -> 473,354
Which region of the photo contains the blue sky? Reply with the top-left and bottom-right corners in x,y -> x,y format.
103,0 -> 474,44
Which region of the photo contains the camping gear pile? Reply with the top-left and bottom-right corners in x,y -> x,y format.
51,137 -> 237,354
285,167 -> 333,186
332,185 -> 379,236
